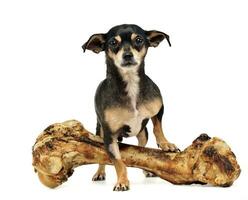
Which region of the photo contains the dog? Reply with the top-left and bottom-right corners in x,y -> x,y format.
82,24 -> 178,191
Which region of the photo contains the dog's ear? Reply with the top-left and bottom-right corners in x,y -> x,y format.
145,31 -> 171,47
82,34 -> 106,53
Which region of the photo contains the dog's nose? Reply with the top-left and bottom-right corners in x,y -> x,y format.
122,52 -> 133,60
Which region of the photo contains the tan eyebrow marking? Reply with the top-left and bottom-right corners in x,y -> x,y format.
131,33 -> 138,40
114,35 -> 121,42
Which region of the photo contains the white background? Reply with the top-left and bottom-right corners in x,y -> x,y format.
0,0 -> 247,199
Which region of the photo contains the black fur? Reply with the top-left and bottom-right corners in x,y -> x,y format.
96,121 -> 101,136
117,125 -> 131,142
140,118 -> 149,133
144,127 -> 149,141
119,125 -> 131,137
94,60 -> 162,118
101,123 -> 115,158
157,105 -> 164,122
84,24 -> 170,160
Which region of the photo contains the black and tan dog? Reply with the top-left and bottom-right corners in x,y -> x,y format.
82,24 -> 178,191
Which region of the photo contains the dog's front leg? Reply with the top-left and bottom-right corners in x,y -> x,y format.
151,105 -> 179,152
103,128 -> 129,191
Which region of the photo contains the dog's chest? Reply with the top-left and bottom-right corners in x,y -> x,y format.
121,68 -> 140,110
121,70 -> 142,135
104,71 -> 162,136
104,99 -> 162,136
124,108 -> 146,136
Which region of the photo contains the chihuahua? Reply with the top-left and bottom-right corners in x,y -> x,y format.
82,24 -> 178,191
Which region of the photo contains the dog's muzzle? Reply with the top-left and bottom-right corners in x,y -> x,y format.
121,51 -> 137,67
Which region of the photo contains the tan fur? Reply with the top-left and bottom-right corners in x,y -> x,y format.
115,35 -> 121,42
104,98 -> 162,134
146,31 -> 164,47
131,33 -> 138,40
147,31 -> 159,39
130,33 -> 147,58
92,128 -> 106,181
107,46 -> 146,69
108,48 -> 124,68
113,159 -> 129,186
95,164 -> 105,174
99,127 -> 104,137
151,116 -> 178,151
86,34 -> 105,53
151,116 -> 168,143
131,46 -> 147,61
109,139 -> 121,159
137,129 -> 148,146
92,164 -> 106,181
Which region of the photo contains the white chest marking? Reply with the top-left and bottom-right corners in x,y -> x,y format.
118,67 -> 142,136
120,68 -> 139,111
105,68 -> 162,136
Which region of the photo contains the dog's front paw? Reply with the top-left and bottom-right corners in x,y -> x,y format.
92,172 -> 106,181
157,142 -> 179,152
113,180 -> 130,191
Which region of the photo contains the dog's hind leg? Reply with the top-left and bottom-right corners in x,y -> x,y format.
92,122 -> 106,181
137,127 -> 157,177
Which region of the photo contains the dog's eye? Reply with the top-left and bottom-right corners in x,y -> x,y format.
135,36 -> 143,45
109,39 -> 118,47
